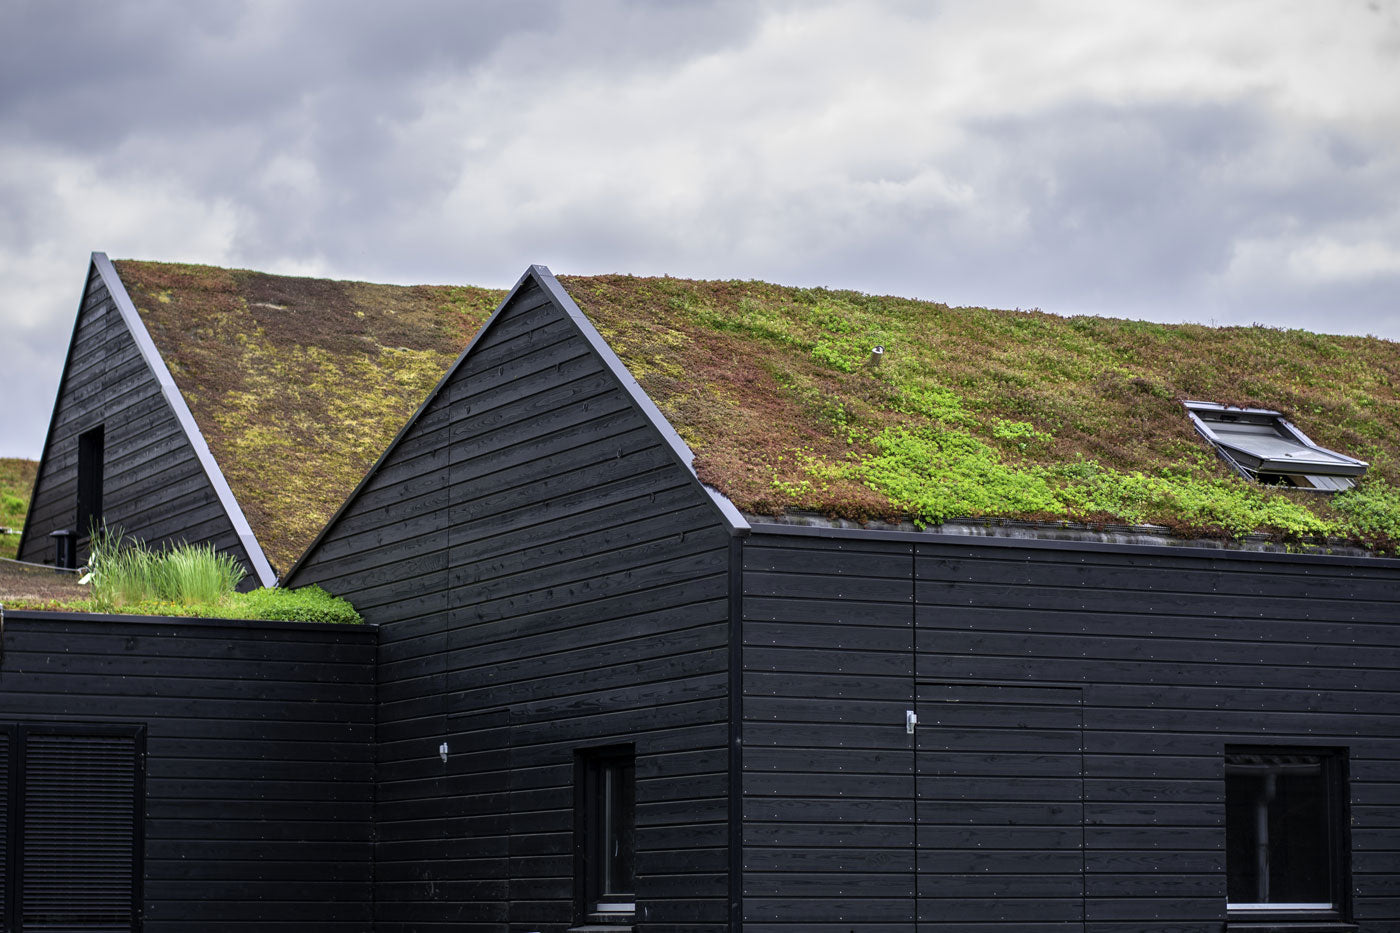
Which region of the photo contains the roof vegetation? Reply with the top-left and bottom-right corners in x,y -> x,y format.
107,261 -> 1400,562
115,261 -> 505,572
3,525 -> 361,623
564,275 -> 1400,553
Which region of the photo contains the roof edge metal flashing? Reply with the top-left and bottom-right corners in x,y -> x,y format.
1183,399 -> 1367,490
94,253 -> 279,588
532,266 -> 751,536
745,514 -> 1397,565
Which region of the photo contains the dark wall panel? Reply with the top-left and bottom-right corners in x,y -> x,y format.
914,539 -> 1400,933
18,264 -> 257,579
743,527 -> 1400,932
740,534 -> 917,932
292,280 -> 733,933
0,611 -> 376,932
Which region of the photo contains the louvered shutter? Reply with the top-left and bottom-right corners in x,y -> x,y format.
1,727 -> 11,932
19,730 -> 141,932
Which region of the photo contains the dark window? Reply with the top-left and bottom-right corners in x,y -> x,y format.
576,745 -> 636,924
77,425 -> 105,537
1226,747 -> 1348,919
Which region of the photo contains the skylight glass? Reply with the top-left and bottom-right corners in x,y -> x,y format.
1184,401 -> 1367,491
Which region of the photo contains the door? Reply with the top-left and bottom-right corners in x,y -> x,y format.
915,683 -> 1084,931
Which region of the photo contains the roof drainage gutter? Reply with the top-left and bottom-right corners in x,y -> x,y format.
747,511 -> 1380,559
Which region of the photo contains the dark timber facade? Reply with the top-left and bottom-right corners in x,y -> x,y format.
0,610 -> 375,931
287,268 -> 739,931
6,261 -> 1400,930
17,254 -> 276,586
283,265 -> 1400,931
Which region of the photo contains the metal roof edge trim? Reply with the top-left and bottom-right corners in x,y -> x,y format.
94,253 -> 278,588
281,264 -> 541,586
533,267 -> 750,536
744,518 -> 1400,568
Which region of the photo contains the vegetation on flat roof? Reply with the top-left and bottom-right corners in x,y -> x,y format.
0,458 -> 37,560
4,580 -> 362,623
115,261 -> 505,572
3,527 -> 361,623
564,275 -> 1400,553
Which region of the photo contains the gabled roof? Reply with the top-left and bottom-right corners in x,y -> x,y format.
112,259 -> 505,572
108,260 -> 1400,562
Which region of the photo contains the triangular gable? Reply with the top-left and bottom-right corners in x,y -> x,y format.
18,253 -> 276,587
283,264 -> 746,588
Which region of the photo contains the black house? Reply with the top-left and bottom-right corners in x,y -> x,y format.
283,264 -> 1400,931
17,254 -> 278,584
17,254 -> 503,582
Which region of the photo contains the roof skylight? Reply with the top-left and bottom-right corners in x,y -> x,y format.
1184,401 -> 1367,491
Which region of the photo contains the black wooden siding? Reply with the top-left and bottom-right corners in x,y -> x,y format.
290,277 -> 734,933
741,527 -> 1400,932
0,610 -> 376,932
740,533 -> 916,932
18,262 -> 258,578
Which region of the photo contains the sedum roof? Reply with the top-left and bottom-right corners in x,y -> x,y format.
114,261 -> 1400,566
114,261 -> 505,572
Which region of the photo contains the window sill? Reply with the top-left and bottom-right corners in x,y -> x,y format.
569,916 -> 635,933
1225,921 -> 1356,933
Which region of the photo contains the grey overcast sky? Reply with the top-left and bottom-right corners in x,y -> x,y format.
3,0 -> 1399,457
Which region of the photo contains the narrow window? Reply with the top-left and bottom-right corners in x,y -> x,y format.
77,425 -> 105,537
576,745 -> 636,925
1225,747 -> 1348,920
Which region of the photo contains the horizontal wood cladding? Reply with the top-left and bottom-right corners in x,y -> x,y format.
741,535 -> 915,931
19,263 -> 257,579
293,278 -> 732,932
742,528 -> 1400,931
0,612 -> 376,932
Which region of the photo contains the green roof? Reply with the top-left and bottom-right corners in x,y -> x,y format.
115,261 -> 505,571
116,262 -> 1400,566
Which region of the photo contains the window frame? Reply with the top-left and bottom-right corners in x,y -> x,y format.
1224,745 -> 1351,927
1184,401 -> 1367,491
574,744 -> 636,925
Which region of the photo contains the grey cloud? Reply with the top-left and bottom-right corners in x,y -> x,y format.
4,0 -> 1399,456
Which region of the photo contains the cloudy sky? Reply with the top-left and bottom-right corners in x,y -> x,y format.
3,0 -> 1399,457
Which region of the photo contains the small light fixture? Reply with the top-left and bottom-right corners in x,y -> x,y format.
869,346 -> 885,367
439,741 -> 449,763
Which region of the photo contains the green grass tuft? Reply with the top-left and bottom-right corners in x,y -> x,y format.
88,526 -> 246,610
60,526 -> 362,623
